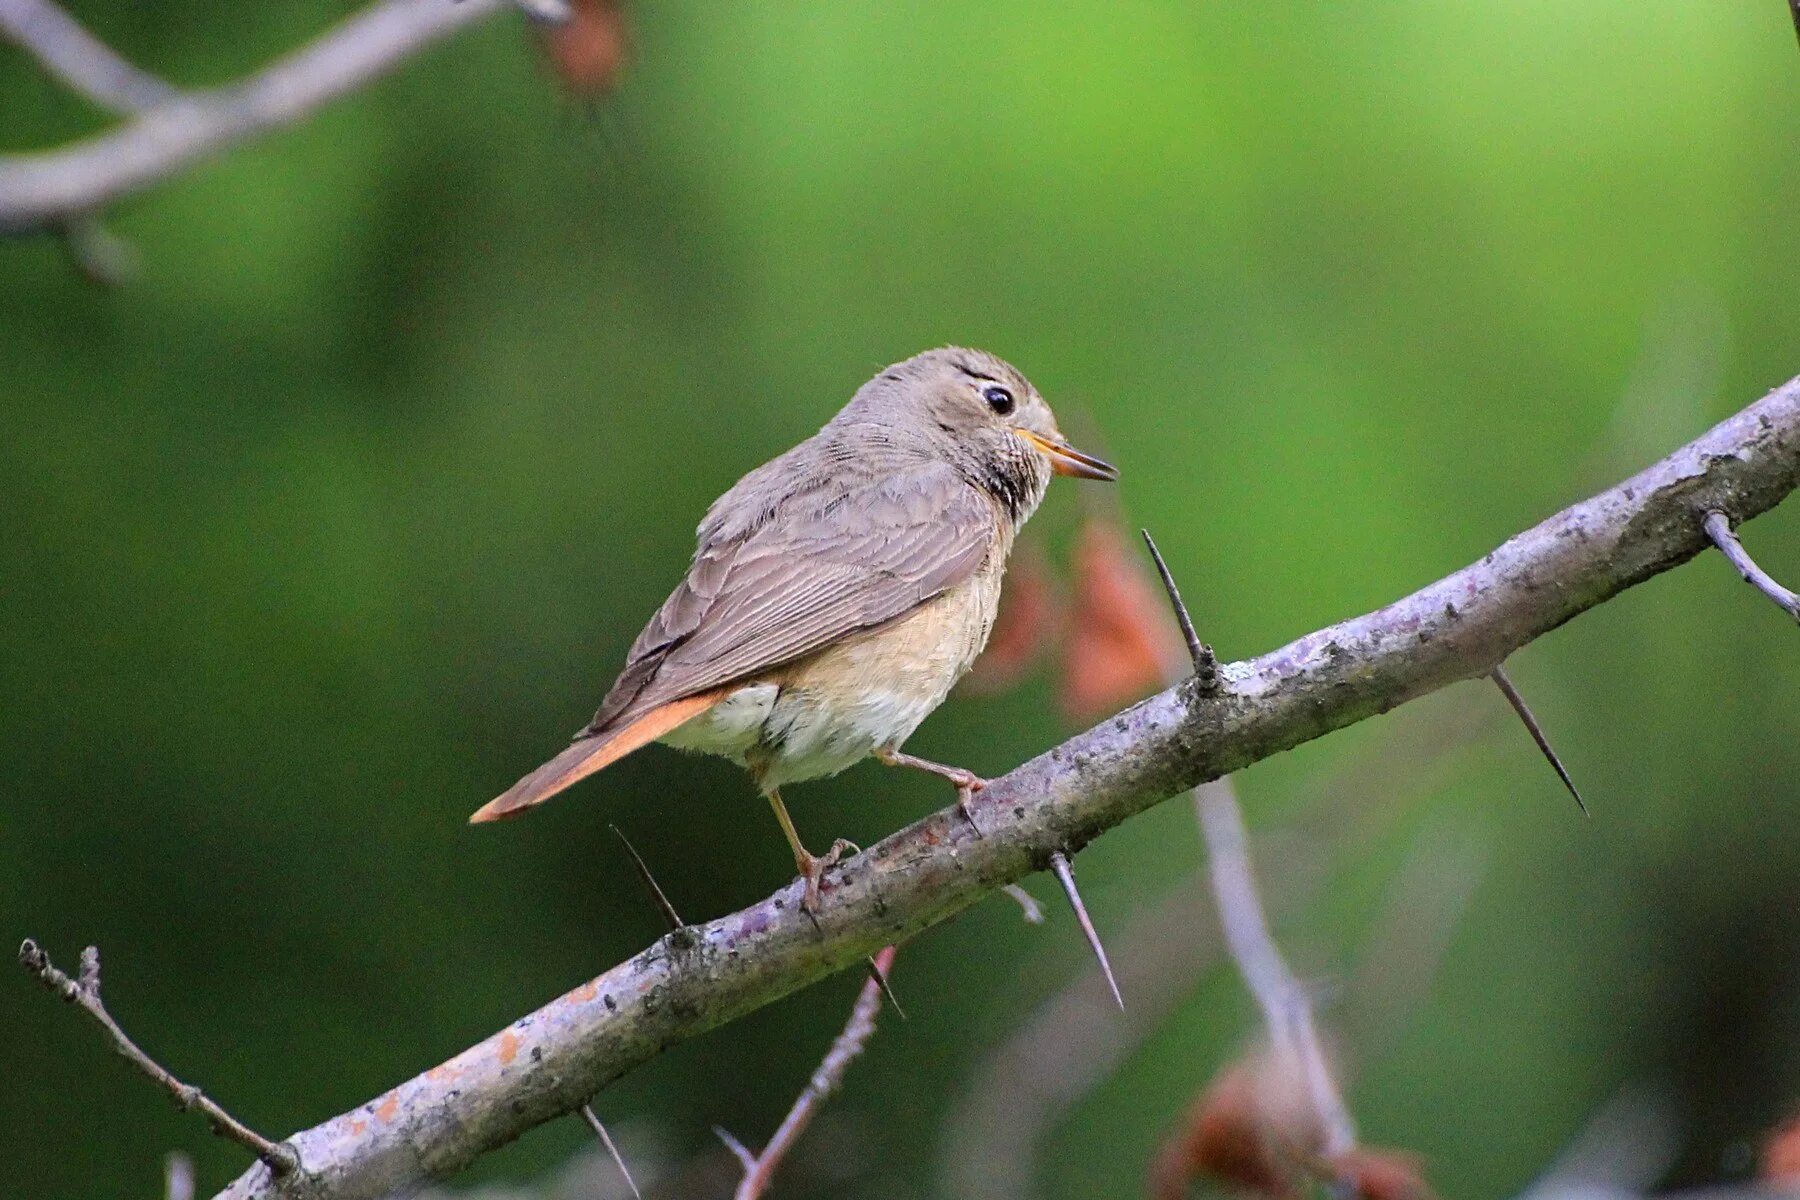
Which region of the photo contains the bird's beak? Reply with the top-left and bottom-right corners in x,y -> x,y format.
1017,430 -> 1119,481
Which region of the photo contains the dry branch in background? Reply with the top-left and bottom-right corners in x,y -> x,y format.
0,0 -> 178,115
16,940 -> 298,1174
718,945 -> 898,1200
193,375 -> 1800,1200
0,0 -> 507,233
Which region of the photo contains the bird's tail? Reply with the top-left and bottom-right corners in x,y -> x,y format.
468,689 -> 726,823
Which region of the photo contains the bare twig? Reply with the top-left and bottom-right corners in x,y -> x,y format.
1704,510 -> 1800,624
579,1104 -> 643,1200
1001,883 -> 1046,924
723,946 -> 897,1200
1489,663 -> 1589,815
57,214 -> 138,285
0,0 -> 507,233
1195,781 -> 1358,1165
1140,528 -> 1219,689
610,825 -> 685,932
214,377 -> 1800,1200
0,0 -> 178,115
1048,851 -> 1123,1010
18,939 -> 297,1174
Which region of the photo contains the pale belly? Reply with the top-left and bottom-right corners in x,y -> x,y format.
658,567 -> 1002,791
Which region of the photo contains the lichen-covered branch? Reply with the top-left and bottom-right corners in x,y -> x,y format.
216,375 -> 1800,1200
0,0 -> 505,233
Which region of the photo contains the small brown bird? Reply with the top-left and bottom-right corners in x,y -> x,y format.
470,347 -> 1117,910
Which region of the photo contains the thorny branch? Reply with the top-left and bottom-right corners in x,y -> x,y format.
0,0 -> 178,115
198,373 -> 1799,1200
0,0 -> 508,233
718,946 -> 898,1200
17,940 -> 298,1174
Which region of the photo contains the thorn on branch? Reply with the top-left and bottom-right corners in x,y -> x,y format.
610,825 -> 686,934
1488,664 -> 1589,816
723,946 -> 898,1199
58,217 -> 139,287
510,0 -> 573,24
18,939 -> 299,1175
863,954 -> 905,1019
1703,510 -> 1800,625
164,1153 -> 195,1200
1141,529 -> 1219,691
1047,851 -> 1123,1010
579,1103 -> 643,1200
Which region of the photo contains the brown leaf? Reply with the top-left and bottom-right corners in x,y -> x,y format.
1064,517 -> 1184,724
1763,1111 -> 1800,1182
1327,1148 -> 1435,1200
538,0 -> 630,97
966,541 -> 1064,692
1147,1057 -> 1305,1200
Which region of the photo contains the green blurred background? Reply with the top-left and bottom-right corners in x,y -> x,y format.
5,3 -> 1800,1197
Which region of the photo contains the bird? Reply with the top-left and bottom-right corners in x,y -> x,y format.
470,347 -> 1118,912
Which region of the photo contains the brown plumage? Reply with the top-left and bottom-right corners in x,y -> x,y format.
470,347 -> 1117,909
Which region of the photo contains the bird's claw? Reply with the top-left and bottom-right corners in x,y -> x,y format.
798,838 -> 861,915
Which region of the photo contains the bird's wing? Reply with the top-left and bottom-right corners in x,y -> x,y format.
583,461 -> 996,735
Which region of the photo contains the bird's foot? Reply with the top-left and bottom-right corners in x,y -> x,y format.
874,747 -> 989,835
797,838 -> 861,916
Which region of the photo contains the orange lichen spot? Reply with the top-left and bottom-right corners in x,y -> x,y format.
497,1031 -> 521,1066
426,1063 -> 462,1083
373,1094 -> 400,1125
349,1119 -> 367,1137
564,980 -> 599,1005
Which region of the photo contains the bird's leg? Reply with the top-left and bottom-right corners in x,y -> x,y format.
765,788 -> 857,915
874,746 -> 988,833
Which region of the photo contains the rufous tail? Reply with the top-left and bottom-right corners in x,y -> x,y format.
469,689 -> 726,823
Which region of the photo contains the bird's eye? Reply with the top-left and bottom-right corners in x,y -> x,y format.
982,385 -> 1015,416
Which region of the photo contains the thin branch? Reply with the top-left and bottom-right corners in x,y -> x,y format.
1195,780 -> 1358,1161
1704,509 -> 1800,624
579,1104 -> 643,1200
0,0 -> 179,115
1048,850 -> 1124,1010
1489,663 -> 1589,814
216,376 -> 1800,1200
0,0 -> 507,233
18,940 -> 297,1174
1140,528 -> 1219,689
724,946 -> 897,1200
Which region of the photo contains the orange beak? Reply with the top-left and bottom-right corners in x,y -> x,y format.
1018,430 -> 1119,481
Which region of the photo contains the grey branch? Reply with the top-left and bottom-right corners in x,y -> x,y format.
0,0 -> 506,233
1703,509 -> 1800,623
722,945 -> 897,1200
214,375 -> 1799,1200
18,940 -> 298,1174
0,0 -> 178,115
